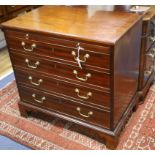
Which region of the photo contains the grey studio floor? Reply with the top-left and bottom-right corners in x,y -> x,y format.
0,136 -> 30,150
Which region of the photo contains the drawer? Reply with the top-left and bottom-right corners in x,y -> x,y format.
18,85 -> 111,129
15,68 -> 111,109
5,30 -> 111,70
6,5 -> 25,13
10,52 -> 111,89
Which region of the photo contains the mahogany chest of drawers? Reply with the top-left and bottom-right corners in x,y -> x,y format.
138,6 -> 155,99
1,6 -> 143,149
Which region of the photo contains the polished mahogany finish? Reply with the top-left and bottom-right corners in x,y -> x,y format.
18,85 -> 111,129
6,34 -> 111,70
10,51 -> 111,89
2,6 -> 143,149
14,69 -> 111,109
2,6 -> 142,44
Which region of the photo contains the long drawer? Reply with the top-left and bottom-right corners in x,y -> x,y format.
18,85 -> 111,129
14,68 -> 111,109
10,51 -> 111,89
5,30 -> 111,70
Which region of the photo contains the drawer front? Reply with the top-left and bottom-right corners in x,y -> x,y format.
14,69 -> 111,109
5,30 -> 111,70
18,85 -> 111,129
10,52 -> 111,89
10,51 -> 51,73
143,45 -> 155,86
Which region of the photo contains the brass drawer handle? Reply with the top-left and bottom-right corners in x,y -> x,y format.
72,51 -> 90,63
146,53 -> 155,59
73,70 -> 91,81
144,65 -> 154,76
151,48 -> 155,53
25,59 -> 40,69
75,88 -> 92,100
149,36 -> 155,42
76,107 -> 93,118
32,94 -> 46,103
147,48 -> 155,58
144,70 -> 152,76
21,41 -> 36,52
28,76 -> 43,86
71,43 -> 90,69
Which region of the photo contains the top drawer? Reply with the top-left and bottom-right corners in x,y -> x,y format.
4,29 -> 111,70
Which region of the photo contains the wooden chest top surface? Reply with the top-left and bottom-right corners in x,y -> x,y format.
1,5 -> 142,44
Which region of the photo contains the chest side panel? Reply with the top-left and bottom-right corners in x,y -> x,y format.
113,19 -> 142,128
